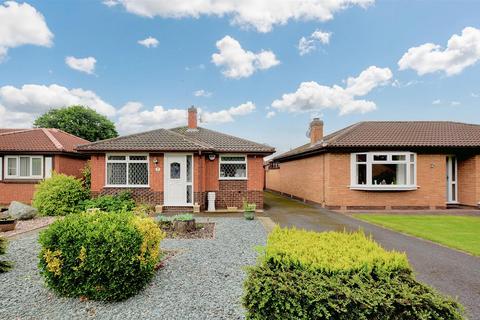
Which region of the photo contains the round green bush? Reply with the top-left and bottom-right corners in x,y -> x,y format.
38,211 -> 165,301
33,173 -> 88,216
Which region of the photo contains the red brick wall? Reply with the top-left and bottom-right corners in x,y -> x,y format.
266,154 -> 326,204
90,154 -> 106,192
89,152 -> 266,209
0,182 -> 37,205
458,155 -> 479,206
247,155 -> 265,191
267,152 -> 453,209
54,155 -> 87,178
0,154 -> 88,205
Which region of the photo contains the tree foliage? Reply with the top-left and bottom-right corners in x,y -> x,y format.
34,105 -> 118,142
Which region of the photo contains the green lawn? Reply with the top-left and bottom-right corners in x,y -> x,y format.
353,214 -> 480,256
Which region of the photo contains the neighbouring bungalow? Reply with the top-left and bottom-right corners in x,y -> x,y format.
76,107 -> 275,211
266,119 -> 480,210
0,128 -> 89,205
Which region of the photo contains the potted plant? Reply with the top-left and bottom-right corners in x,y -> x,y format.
0,215 -> 17,232
243,200 -> 256,220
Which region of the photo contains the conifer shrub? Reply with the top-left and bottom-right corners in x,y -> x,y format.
243,227 -> 464,320
38,211 -> 165,301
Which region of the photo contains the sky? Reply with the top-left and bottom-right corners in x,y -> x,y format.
0,0 -> 479,155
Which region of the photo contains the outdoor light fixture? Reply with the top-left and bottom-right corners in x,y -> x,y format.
208,154 -> 216,161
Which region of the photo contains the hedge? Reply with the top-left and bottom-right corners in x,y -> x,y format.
80,191 -> 136,213
243,227 -> 464,320
38,211 -> 165,301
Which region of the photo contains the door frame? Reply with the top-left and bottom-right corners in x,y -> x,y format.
163,153 -> 194,206
446,155 -> 458,204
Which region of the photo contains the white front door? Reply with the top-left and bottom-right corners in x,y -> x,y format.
446,155 -> 458,203
164,154 -> 193,206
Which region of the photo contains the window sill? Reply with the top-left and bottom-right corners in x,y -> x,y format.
1,179 -> 42,184
350,185 -> 418,191
219,178 -> 248,181
104,185 -> 150,188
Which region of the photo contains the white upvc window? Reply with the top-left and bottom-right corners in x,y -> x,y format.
4,156 -> 43,179
350,152 -> 417,191
106,154 -> 149,187
219,154 -> 247,180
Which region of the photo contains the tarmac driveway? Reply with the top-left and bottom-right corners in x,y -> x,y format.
264,191 -> 480,320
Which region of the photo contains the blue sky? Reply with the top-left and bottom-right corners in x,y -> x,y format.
0,0 -> 479,154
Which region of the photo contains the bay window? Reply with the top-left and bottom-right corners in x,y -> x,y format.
351,152 -> 416,190
5,156 -> 43,179
219,155 -> 247,179
106,154 -> 149,187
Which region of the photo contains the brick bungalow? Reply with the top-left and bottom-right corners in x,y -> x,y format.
266,119 -> 480,210
76,107 -> 275,211
0,128 -> 89,205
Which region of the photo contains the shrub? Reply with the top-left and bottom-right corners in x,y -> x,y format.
0,237 -> 12,273
38,211 -> 165,301
80,191 -> 136,213
243,227 -> 464,320
33,173 -> 88,216
81,161 -> 91,189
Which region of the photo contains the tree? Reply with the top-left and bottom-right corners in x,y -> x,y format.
34,105 -> 118,142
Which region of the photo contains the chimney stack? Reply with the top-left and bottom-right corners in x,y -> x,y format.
188,106 -> 198,129
309,118 -> 323,145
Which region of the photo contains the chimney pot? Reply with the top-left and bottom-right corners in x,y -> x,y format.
188,106 -> 198,129
309,118 -> 324,145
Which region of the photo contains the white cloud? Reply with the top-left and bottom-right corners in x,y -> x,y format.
0,104 -> 35,127
266,111 -> 276,118
138,36 -> 159,48
118,101 -> 142,115
194,89 -> 212,98
272,66 -> 392,115
117,104 -> 187,133
108,0 -> 373,33
0,1 -> 53,61
212,36 -> 279,79
200,101 -> 256,123
398,27 -> 480,76
102,0 -> 118,7
472,92 -> 479,98
65,56 -> 96,74
298,29 -> 331,56
450,101 -> 461,106
0,84 -> 116,117
116,101 -> 256,133
432,99 -> 441,105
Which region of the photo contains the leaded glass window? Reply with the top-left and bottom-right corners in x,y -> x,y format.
106,154 -> 148,186
219,155 -> 247,179
170,162 -> 180,179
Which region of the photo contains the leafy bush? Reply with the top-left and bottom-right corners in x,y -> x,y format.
156,213 -> 194,223
80,191 -> 136,213
243,227 -> 464,320
0,237 -> 12,273
38,211 -> 165,301
33,173 -> 88,216
81,161 -> 91,189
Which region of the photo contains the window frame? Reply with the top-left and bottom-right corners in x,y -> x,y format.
4,155 -> 44,180
105,153 -> 149,188
218,154 -> 248,180
350,152 -> 417,191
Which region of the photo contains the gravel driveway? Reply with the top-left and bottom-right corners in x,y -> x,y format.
0,218 -> 266,320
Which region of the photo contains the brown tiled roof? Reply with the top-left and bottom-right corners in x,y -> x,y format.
77,126 -> 275,154
274,121 -> 480,161
170,126 -> 275,153
0,128 -> 89,153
